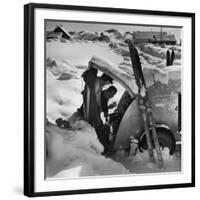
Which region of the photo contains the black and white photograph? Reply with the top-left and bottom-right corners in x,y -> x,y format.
45,20 -> 182,179
23,3 -> 195,197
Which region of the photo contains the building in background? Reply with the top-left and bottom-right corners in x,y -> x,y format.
46,25 -> 72,40
133,31 -> 176,45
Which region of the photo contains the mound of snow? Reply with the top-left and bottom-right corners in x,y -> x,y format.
46,120 -> 129,178
139,44 -> 166,59
139,51 -> 163,65
104,29 -> 123,40
74,31 -> 110,42
139,43 -> 181,60
47,41 -> 123,67
143,64 -> 181,95
143,64 -> 181,85
113,148 -> 181,174
73,31 -> 100,41
57,72 -> 77,80
47,70 -> 82,122
46,57 -> 77,76
109,43 -> 130,57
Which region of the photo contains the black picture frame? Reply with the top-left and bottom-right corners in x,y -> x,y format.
24,3 -> 195,197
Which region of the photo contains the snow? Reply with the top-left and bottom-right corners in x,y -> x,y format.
46,121 -> 129,178
46,69 -> 83,122
143,64 -> 181,89
46,120 -> 181,178
139,50 -> 163,66
47,41 -> 123,67
46,32 -> 182,178
46,57 -> 77,76
139,43 -> 181,60
113,148 -> 181,173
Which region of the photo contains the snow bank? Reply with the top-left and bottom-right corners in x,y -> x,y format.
57,72 -> 77,80
113,148 -> 181,173
139,50 -> 163,66
139,43 -> 181,60
47,69 -> 83,122
73,31 -> 100,41
104,29 -> 124,42
46,57 -> 77,77
47,41 -> 123,67
143,64 -> 181,93
46,120 -> 129,178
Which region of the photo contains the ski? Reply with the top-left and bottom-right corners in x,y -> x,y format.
126,39 -> 164,168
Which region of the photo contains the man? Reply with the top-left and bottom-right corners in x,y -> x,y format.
95,85 -> 117,153
95,73 -> 113,109
100,86 -> 117,122
70,71 -> 114,123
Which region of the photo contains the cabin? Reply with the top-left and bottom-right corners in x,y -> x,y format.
46,25 -> 72,40
133,31 -> 176,45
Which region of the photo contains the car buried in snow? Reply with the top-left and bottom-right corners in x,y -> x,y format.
79,55 -> 181,155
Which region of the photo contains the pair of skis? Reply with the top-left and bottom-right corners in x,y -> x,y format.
126,39 -> 164,169
166,50 -> 175,66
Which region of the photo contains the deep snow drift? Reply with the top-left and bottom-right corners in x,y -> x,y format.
47,41 -> 123,67
46,120 -> 129,178
46,30 -> 181,178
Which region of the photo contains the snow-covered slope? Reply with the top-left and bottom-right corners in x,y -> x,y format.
47,41 -> 123,67
46,68 -> 82,122
46,57 -> 77,76
139,43 -> 181,60
46,120 -> 129,178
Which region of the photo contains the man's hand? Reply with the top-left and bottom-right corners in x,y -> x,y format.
108,101 -> 117,109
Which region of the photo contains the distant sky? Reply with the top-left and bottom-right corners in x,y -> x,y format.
46,20 -> 182,41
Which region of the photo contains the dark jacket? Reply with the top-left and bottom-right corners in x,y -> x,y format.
101,92 -> 109,118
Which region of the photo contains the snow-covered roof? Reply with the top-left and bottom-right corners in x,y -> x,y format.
89,56 -> 138,97
47,32 -> 62,39
53,25 -> 72,39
